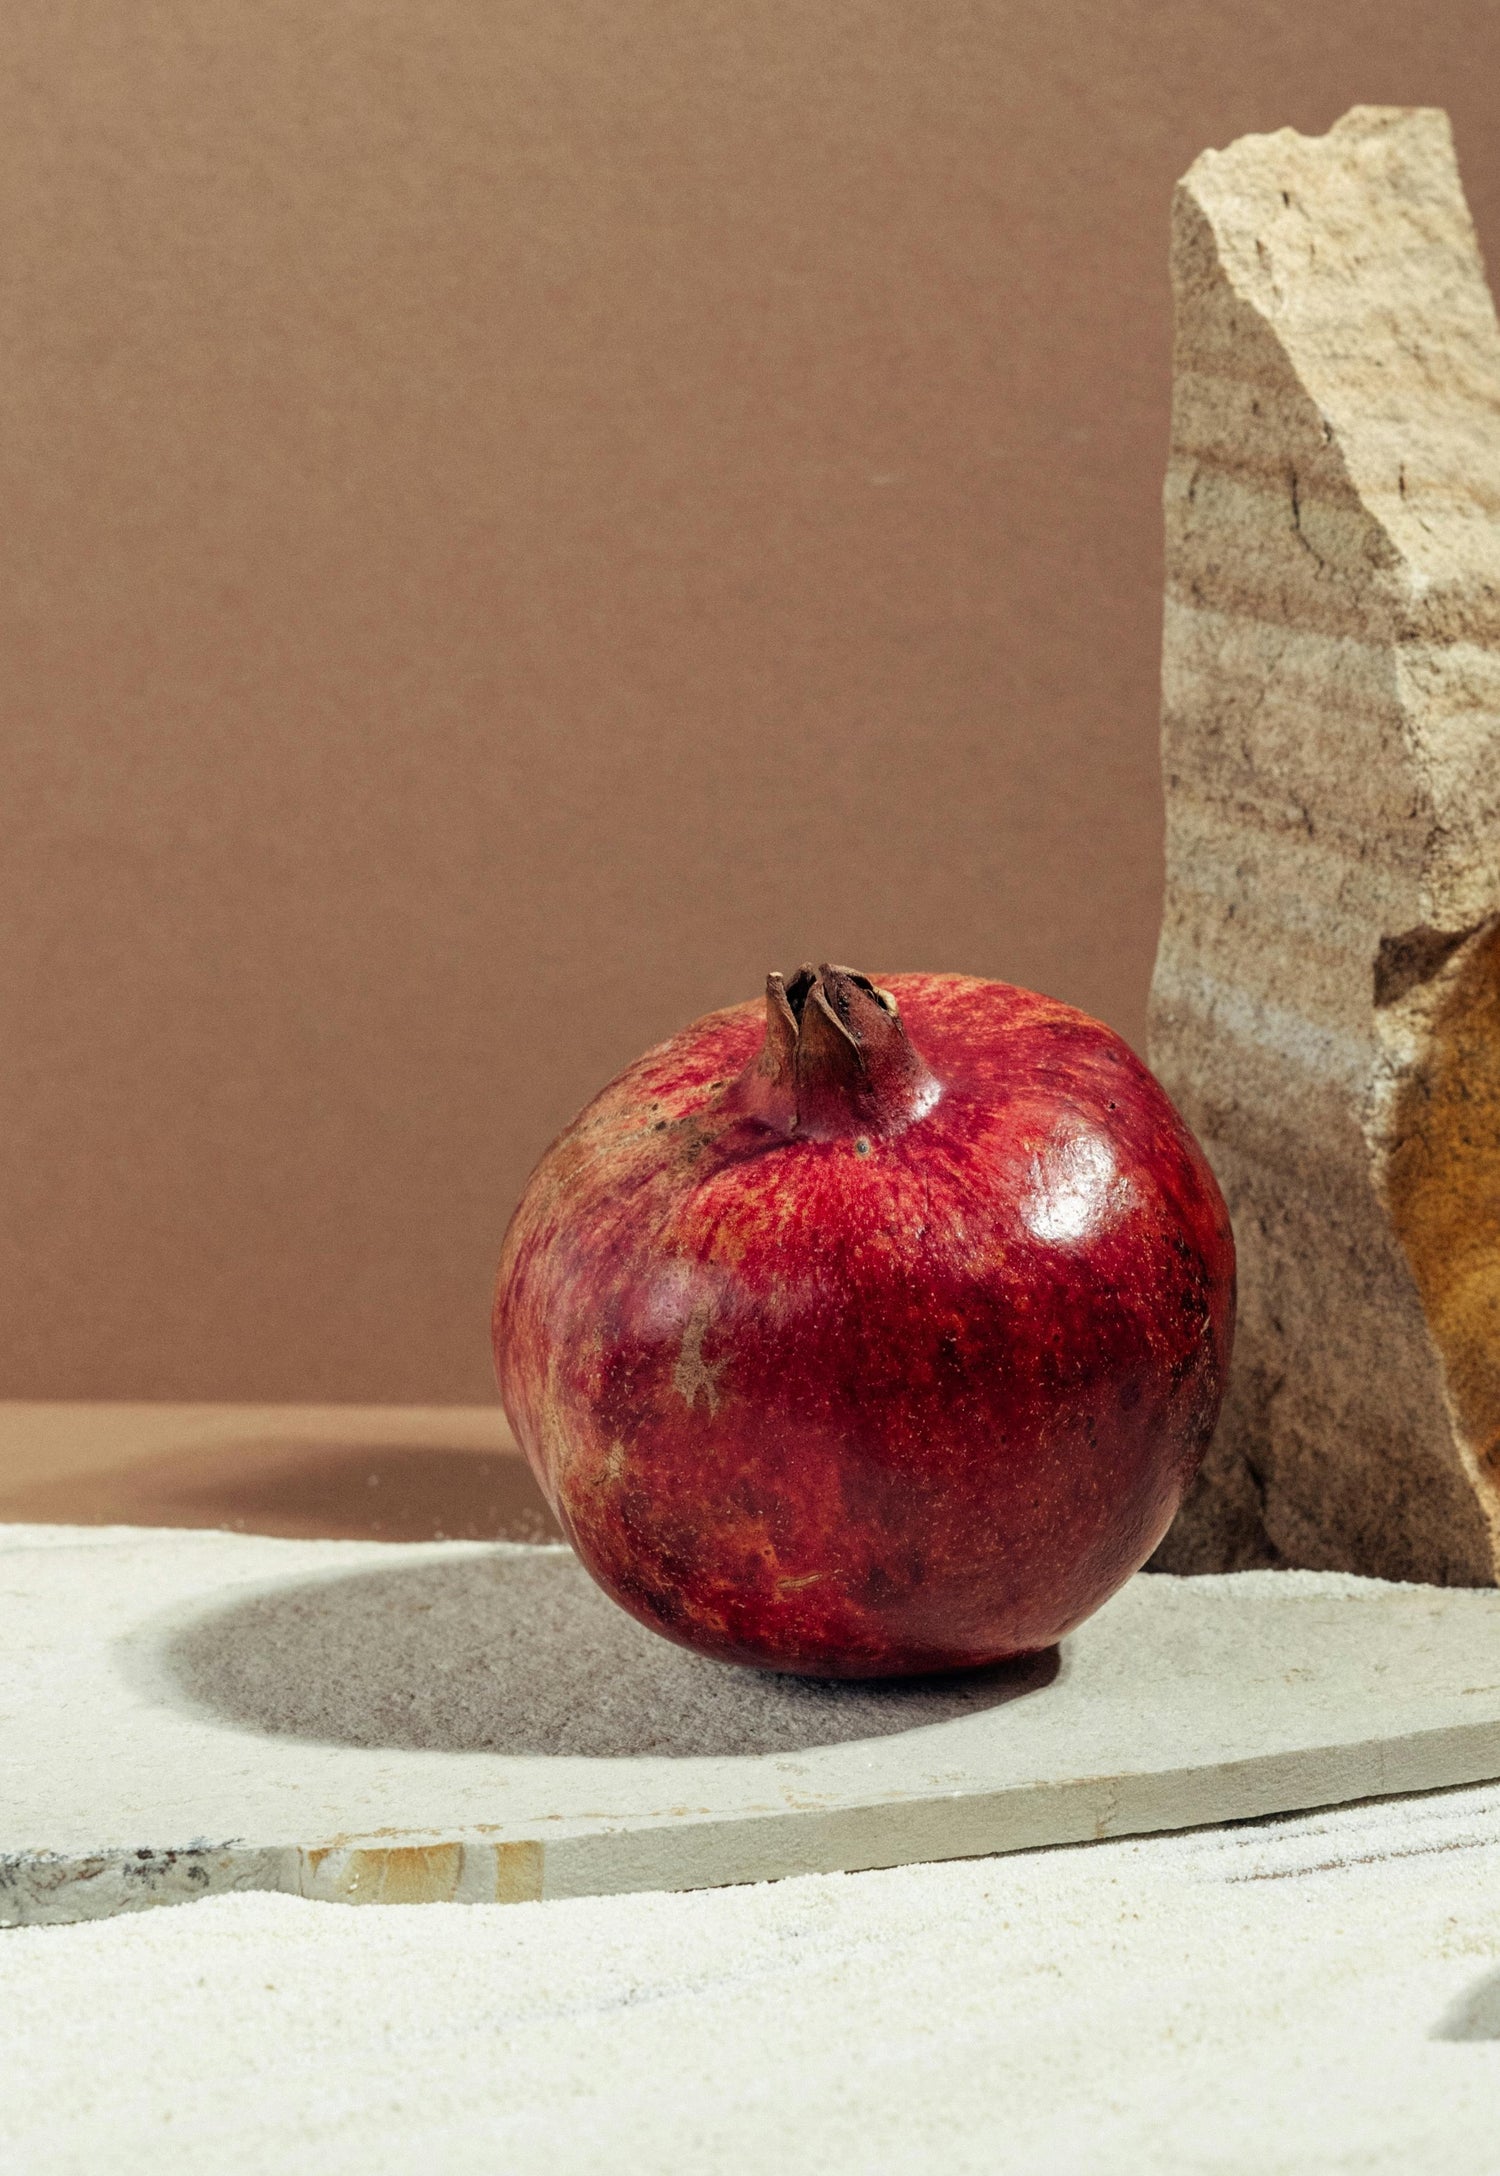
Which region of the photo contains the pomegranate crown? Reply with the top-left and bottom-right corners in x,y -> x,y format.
732,962 -> 941,1140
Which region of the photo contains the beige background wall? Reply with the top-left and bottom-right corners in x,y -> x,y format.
4,3 -> 1499,1402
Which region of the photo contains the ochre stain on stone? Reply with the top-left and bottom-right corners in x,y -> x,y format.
492,1841 -> 545,1904
1385,922 -> 1500,1562
304,1843 -> 464,1905
300,1839 -> 545,1906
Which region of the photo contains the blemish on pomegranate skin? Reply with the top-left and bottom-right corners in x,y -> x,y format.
672,1307 -> 724,1414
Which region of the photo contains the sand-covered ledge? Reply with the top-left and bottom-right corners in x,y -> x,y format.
6,1784 -> 1500,2172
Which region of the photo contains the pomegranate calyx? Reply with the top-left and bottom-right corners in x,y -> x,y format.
731,962 -> 941,1140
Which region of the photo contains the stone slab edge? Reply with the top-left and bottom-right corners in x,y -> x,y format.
9,1713 -> 1500,1926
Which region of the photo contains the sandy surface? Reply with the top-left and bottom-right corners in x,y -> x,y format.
6,1779 -> 1500,2173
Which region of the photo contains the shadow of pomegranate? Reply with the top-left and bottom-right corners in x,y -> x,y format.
153,1548 -> 1059,1759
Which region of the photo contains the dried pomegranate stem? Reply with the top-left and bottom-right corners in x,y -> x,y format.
732,962 -> 941,1139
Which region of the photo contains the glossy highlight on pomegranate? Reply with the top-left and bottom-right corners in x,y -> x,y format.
493,966 -> 1234,1678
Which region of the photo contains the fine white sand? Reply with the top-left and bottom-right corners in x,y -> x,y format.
6,1778 -> 1500,2173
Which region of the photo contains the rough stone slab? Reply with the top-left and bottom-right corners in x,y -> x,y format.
1149,106 -> 1500,1581
9,1524 -> 1500,1924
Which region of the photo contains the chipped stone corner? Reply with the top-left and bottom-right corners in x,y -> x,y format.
0,1843 -> 293,1929
0,1834 -> 549,1927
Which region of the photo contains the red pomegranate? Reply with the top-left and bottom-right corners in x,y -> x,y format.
493,965 -> 1234,1677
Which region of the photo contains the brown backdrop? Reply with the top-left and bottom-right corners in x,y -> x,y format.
4,3 -> 1499,1402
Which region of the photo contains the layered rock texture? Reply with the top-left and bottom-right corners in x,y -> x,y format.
1149,107 -> 1500,1583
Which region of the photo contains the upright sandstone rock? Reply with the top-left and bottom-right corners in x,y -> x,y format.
1150,107 -> 1500,1583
